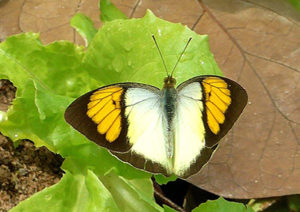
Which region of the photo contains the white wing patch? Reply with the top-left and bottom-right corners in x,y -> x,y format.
174,82 -> 205,176
125,88 -> 171,171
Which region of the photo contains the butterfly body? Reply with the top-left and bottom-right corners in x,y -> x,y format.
65,75 -> 247,178
162,77 -> 177,161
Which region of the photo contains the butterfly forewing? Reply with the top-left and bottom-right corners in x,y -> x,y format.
123,87 -> 170,169
173,82 -> 208,177
172,75 -> 247,177
65,83 -> 157,152
177,76 -> 248,148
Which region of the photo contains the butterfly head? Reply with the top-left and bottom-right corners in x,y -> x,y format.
152,35 -> 192,89
163,76 -> 176,88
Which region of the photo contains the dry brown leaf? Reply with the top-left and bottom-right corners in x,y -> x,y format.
0,0 -> 101,44
1,0 -> 300,199
184,0 -> 300,199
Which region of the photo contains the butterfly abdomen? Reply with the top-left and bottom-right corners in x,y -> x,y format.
162,87 -> 177,161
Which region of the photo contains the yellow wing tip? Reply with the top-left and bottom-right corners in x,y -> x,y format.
203,77 -> 231,135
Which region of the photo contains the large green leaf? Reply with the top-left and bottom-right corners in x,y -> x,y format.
0,33 -> 96,152
0,7 -> 222,211
10,170 -> 120,212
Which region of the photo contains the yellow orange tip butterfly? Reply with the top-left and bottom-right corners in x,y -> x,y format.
64,36 -> 248,178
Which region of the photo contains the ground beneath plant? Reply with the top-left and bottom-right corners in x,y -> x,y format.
0,137 -> 64,211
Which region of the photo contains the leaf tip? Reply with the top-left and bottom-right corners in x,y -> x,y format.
145,9 -> 156,18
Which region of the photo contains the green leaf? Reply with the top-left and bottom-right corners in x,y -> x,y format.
288,195 -> 300,211
247,198 -> 277,212
193,197 -> 254,212
99,171 -> 162,212
10,170 -> 120,212
99,0 -> 128,22
61,142 -> 150,179
70,13 -> 98,46
0,33 -> 97,152
0,33 -> 97,98
289,0 -> 300,12
163,205 -> 177,212
85,10 -> 222,89
154,174 -> 177,185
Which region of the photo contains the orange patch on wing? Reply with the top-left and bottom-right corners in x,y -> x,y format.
203,77 -> 231,134
106,116 -> 121,142
86,86 -> 123,142
207,110 -> 220,134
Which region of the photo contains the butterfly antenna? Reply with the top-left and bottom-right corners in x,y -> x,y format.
170,37 -> 192,77
152,35 -> 169,76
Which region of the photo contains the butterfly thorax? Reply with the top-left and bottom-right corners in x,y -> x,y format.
162,76 -> 177,162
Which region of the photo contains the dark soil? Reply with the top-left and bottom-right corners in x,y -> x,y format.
0,137 -> 64,211
0,80 -> 64,211
0,79 -> 16,112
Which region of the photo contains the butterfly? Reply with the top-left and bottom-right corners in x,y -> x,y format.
64,36 -> 248,178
